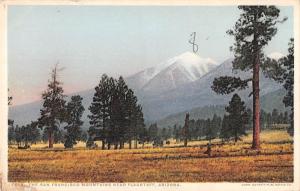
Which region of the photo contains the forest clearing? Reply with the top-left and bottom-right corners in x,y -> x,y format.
6,5 -> 295,188
8,130 -> 293,182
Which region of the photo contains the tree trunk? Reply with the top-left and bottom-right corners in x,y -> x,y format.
134,139 -> 138,149
101,140 -> 105,150
108,142 -> 111,150
252,54 -> 260,150
48,131 -> 53,148
129,140 -> 132,149
114,143 -> 118,150
184,138 -> 187,147
235,127 -> 238,143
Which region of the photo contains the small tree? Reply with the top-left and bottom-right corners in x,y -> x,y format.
64,95 -> 85,148
8,120 -> 15,145
38,65 -> 66,148
220,115 -> 230,141
225,94 -> 249,142
183,113 -> 189,147
148,123 -> 158,142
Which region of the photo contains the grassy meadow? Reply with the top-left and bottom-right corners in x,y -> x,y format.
8,130 -> 293,182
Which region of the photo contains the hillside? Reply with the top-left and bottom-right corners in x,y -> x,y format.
156,88 -> 288,128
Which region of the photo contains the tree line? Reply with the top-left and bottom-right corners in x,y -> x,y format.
8,66 -> 147,149
152,94 -> 291,146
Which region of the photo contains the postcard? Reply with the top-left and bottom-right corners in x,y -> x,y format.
0,0 -> 299,191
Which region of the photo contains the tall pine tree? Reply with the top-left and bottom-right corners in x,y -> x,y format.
88,74 -> 114,150
211,6 -> 286,149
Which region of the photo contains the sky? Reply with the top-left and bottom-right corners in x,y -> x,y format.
8,5 -> 294,106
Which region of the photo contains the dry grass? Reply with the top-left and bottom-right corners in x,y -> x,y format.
8,130 -> 293,182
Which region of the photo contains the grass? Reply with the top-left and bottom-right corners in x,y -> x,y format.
8,130 -> 293,182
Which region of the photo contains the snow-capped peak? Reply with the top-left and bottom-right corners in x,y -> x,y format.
125,51 -> 218,93
140,52 -> 218,93
267,52 -> 285,60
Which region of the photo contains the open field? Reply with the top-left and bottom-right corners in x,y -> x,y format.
8,130 -> 293,182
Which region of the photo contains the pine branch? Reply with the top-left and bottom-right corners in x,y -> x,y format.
261,57 -> 286,83
211,76 -> 251,95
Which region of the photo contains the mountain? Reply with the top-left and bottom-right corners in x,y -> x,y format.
139,58 -> 282,121
9,52 -> 283,128
156,88 -> 288,128
140,52 -> 218,94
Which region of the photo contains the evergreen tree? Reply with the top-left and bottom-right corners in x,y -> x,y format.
173,125 -> 180,142
64,95 -> 85,148
161,127 -> 168,141
135,104 -> 145,149
148,123 -> 158,142
38,65 -> 66,148
8,120 -> 15,145
278,112 -> 284,124
271,109 -> 279,124
220,115 -> 230,141
211,114 -> 222,138
204,118 -> 213,143
225,94 -> 249,142
265,39 -> 294,135
266,113 -> 272,129
183,113 -> 189,147
29,121 -> 41,144
124,89 -> 138,149
138,126 -> 149,148
283,111 -> 289,124
8,90 -> 14,144
211,6 -> 286,149
283,39 -> 294,135
88,74 -> 113,149
260,109 -> 267,129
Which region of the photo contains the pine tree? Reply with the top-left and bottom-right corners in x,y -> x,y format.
211,114 -> 222,138
29,121 -> 41,144
220,115 -> 231,141
271,109 -> 279,124
211,6 -> 286,149
64,95 -> 85,149
183,113 -> 189,147
135,104 -> 145,149
283,111 -> 289,124
8,90 -> 14,144
264,39 -> 294,135
138,126 -> 148,148
266,113 -> 272,129
225,94 -> 249,142
110,76 -> 128,149
283,39 -> 294,135
88,74 -> 113,149
124,89 -> 137,149
260,109 -> 267,129
8,120 -> 15,145
148,123 -> 158,142
204,118 -> 213,143
38,65 -> 66,148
